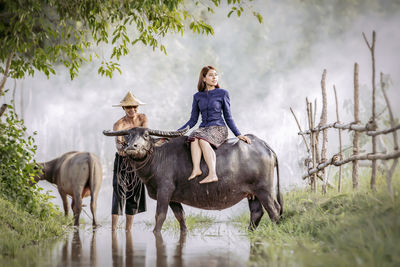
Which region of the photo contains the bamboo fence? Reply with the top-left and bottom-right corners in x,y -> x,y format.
291,31 -> 400,196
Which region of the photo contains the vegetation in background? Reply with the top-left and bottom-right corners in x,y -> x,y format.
0,102 -> 60,217
0,102 -> 70,258
233,171 -> 400,266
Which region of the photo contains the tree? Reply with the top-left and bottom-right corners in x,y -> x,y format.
0,0 -> 261,90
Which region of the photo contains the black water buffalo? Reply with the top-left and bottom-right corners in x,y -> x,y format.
103,127 -> 282,233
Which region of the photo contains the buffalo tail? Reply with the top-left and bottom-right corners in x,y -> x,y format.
275,156 -> 283,216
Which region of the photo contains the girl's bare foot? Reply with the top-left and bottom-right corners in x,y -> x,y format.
199,175 -> 218,184
188,170 -> 202,180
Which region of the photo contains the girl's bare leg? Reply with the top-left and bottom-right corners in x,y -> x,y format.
198,139 -> 218,183
188,138 -> 202,180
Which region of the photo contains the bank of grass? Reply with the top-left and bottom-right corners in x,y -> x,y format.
233,174 -> 400,266
0,197 -> 70,258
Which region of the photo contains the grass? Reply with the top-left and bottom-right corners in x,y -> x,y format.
0,197 -> 70,258
232,173 -> 400,266
144,213 -> 216,233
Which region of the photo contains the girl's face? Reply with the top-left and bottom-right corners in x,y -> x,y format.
204,69 -> 218,88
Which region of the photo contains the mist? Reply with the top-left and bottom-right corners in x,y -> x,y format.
3,1 -> 400,223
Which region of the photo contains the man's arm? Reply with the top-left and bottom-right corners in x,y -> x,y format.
141,114 -> 148,128
113,120 -> 127,156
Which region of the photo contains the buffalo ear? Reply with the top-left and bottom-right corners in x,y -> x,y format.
152,137 -> 170,147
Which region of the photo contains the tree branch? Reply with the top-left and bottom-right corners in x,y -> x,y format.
290,107 -> 310,153
0,104 -> 7,117
0,52 -> 14,95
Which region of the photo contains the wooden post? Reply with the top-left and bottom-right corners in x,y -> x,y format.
363,31 -> 377,192
306,98 -> 316,192
290,107 -> 310,153
319,70 -> 328,193
380,72 -> 398,198
310,102 -> 317,193
334,85 -> 343,192
352,63 -> 360,190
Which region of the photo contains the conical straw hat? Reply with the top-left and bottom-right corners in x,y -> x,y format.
112,92 -> 146,107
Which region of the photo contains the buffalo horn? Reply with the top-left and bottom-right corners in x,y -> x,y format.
148,126 -> 189,137
103,129 -> 130,136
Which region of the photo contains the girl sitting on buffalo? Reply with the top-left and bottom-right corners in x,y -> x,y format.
178,65 -> 251,184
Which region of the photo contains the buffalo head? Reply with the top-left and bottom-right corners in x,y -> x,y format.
103,126 -> 189,160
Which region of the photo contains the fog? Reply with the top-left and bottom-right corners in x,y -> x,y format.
3,1 -> 400,224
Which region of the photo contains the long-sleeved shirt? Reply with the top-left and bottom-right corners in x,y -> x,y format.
178,88 -> 241,136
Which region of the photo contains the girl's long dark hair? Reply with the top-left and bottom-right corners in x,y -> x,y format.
197,65 -> 220,92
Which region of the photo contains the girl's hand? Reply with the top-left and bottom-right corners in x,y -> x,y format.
238,135 -> 251,144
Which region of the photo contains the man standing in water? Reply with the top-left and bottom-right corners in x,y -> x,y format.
111,92 -> 147,231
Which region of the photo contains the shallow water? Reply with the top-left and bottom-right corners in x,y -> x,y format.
3,222 -> 253,267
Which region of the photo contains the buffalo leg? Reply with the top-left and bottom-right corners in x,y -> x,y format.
153,189 -> 173,233
248,197 -> 264,230
169,202 -> 187,233
59,190 -> 69,216
256,190 -> 280,223
90,186 -> 101,226
72,191 -> 82,226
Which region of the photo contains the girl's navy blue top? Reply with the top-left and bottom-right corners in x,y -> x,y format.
178,88 -> 241,136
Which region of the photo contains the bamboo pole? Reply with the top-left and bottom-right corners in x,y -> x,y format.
366,125 -> 400,136
307,99 -> 317,192
314,98 -> 320,166
380,72 -> 399,198
319,70 -> 328,193
353,63 -> 360,190
290,107 -> 310,153
334,85 -> 343,192
298,122 -> 368,135
298,121 -> 398,136
310,102 -> 318,193
302,150 -> 400,179
363,31 -> 377,192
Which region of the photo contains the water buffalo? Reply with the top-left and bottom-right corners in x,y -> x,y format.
35,151 -> 103,226
103,127 -> 282,233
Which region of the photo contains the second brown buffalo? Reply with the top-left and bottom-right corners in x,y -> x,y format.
35,151 -> 103,226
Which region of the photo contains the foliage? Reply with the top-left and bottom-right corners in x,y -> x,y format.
0,100 -> 59,218
0,197 -> 69,258
0,0 -> 261,80
233,175 -> 400,266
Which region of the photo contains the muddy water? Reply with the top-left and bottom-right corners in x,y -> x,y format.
4,222 -> 252,267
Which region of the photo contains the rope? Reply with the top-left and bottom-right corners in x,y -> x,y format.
115,146 -> 154,202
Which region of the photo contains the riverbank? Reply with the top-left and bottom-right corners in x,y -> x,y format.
0,197 -> 70,258
234,177 -> 400,266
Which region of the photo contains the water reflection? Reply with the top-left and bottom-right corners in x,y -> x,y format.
154,232 -> 186,267
58,229 -> 98,267
112,230 -> 147,266
4,223 -> 250,267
